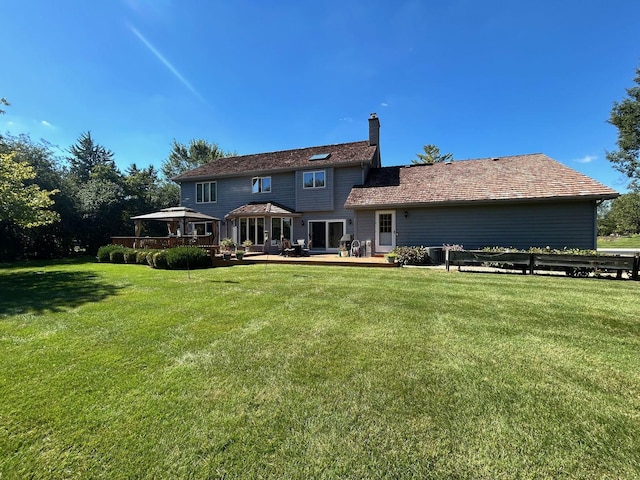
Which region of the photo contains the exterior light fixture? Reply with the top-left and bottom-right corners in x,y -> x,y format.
404,211 -> 409,218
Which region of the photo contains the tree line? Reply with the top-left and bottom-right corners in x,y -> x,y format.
1,117 -> 233,260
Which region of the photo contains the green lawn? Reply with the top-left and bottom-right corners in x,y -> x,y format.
598,234 -> 640,248
1,260 -> 639,479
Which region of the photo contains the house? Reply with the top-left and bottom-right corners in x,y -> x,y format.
173,114 -> 618,254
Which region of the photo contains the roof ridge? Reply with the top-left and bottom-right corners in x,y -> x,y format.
224,139 -> 369,160
395,153 -> 547,168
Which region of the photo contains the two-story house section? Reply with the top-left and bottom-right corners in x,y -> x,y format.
174,112 -> 618,255
172,114 -> 382,254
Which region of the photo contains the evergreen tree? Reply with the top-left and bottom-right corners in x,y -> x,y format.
412,144 -> 453,165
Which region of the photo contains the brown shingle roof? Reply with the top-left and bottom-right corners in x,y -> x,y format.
345,154 -> 618,208
226,202 -> 300,217
172,140 -> 377,181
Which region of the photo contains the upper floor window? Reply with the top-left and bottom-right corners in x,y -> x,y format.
252,176 -> 271,194
303,170 -> 325,189
196,181 -> 217,203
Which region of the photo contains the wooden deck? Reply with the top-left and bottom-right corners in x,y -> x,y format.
213,252 -> 398,268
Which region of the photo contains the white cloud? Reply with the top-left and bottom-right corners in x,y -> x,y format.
380,102 -> 389,107
41,120 -> 53,128
339,117 -> 354,123
575,155 -> 597,164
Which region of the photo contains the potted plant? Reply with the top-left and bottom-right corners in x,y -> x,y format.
242,239 -> 254,252
220,237 -> 236,260
338,246 -> 349,257
384,252 -> 397,263
235,250 -> 245,260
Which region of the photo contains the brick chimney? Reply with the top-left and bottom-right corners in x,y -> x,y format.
368,113 -> 381,167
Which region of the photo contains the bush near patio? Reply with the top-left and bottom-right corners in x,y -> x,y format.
165,246 -> 211,270
96,245 -> 211,270
390,245 -> 430,265
96,244 -> 125,263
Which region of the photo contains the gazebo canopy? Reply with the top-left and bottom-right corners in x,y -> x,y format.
225,202 -> 300,219
131,207 -> 220,222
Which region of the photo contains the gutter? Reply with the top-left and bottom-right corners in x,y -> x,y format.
344,194 -> 620,210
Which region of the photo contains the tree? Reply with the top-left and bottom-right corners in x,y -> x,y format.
67,131 -> 116,183
1,133 -> 79,259
0,152 -> 59,228
607,66 -> 640,188
603,192 -> 640,235
0,97 -> 8,115
161,139 -> 235,180
412,144 -> 453,165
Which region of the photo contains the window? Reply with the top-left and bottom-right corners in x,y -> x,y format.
189,222 -> 212,236
309,153 -> 330,161
196,181 -> 217,203
252,176 -> 271,194
271,217 -> 292,246
239,217 -> 265,245
303,170 -> 325,189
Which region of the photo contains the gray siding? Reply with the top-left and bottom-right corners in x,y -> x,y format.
297,166 -> 364,238
354,200 -> 598,251
180,172 -> 297,219
295,168 -> 334,211
353,210 -> 376,246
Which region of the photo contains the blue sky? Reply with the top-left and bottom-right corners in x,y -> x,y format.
2,0 -> 639,191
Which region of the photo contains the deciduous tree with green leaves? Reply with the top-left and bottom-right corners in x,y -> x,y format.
607,65 -> 640,190
603,192 -> 640,235
412,144 -> 453,165
0,152 -> 59,228
161,139 -> 235,180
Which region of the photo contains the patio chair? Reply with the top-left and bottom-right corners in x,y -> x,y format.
301,239 -> 311,256
280,239 -> 296,257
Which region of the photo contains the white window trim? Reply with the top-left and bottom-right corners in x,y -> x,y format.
303,170 -> 326,189
196,181 -> 217,203
252,176 -> 271,194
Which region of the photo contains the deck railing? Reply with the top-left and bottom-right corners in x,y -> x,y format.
111,236 -> 218,251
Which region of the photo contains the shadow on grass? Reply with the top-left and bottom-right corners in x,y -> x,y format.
0,269 -> 121,315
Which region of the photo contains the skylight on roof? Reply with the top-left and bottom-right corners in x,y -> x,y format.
309,153 -> 330,161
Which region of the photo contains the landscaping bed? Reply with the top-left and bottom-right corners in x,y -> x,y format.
446,248 -> 639,279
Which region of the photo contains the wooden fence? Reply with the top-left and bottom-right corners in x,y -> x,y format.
446,250 -> 639,280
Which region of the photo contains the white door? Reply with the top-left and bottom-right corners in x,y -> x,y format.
375,210 -> 396,253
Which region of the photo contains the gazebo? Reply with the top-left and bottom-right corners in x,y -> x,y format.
112,207 -> 220,250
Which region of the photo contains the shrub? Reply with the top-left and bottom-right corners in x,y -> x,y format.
165,246 -> 210,270
146,251 -> 157,266
391,246 -> 430,266
152,251 -> 168,269
110,249 -> 126,264
124,249 -> 138,264
96,245 -> 124,263
136,251 -> 149,264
